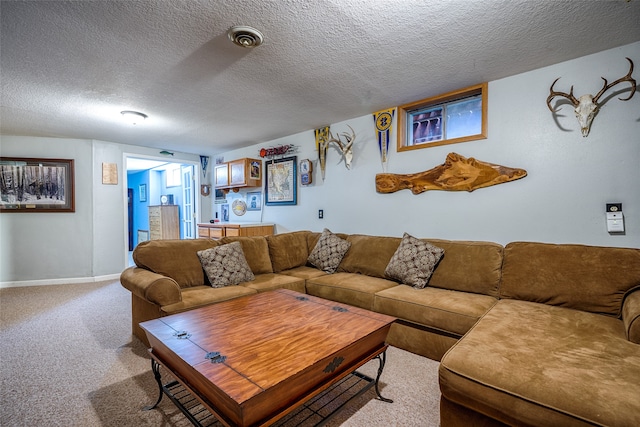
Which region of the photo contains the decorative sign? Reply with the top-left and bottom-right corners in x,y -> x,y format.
300,159 -> 313,185
373,108 -> 395,172
259,145 -> 296,159
232,199 -> 247,216
102,162 -> 118,185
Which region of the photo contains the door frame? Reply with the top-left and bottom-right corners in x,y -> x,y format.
122,153 -> 200,267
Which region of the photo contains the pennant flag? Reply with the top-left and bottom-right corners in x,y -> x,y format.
199,155 -> 210,178
373,108 -> 394,172
315,126 -> 330,180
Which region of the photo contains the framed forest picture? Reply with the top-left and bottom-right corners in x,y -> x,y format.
0,157 -> 75,212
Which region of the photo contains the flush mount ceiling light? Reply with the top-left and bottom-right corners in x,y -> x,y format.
227,25 -> 264,48
120,110 -> 148,125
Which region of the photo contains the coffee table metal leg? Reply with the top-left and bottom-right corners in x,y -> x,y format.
374,351 -> 393,403
143,359 -> 164,410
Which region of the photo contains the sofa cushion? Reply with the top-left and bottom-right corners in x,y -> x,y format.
306,272 -> 398,311
241,273 -> 306,294
161,285 -> 257,315
307,229 -> 351,273
197,242 -> 255,288
500,242 -> 640,316
439,299 -> 640,426
220,236 -> 273,274
425,239 -> 503,298
133,239 -> 220,288
338,234 -> 401,278
278,266 -> 328,280
307,231 -> 348,256
385,233 -> 444,288
266,231 -> 311,272
374,285 -> 497,336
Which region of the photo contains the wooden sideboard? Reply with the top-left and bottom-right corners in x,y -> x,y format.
149,205 -> 180,240
197,222 -> 274,239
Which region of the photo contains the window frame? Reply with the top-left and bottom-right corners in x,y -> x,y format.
397,82 -> 487,152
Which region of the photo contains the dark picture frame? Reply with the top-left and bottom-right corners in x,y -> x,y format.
139,184 -> 147,202
0,157 -> 75,212
265,156 -> 297,206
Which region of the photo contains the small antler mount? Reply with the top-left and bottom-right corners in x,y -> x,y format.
546,57 -> 636,137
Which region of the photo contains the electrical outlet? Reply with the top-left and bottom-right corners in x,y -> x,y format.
318,209 -> 323,219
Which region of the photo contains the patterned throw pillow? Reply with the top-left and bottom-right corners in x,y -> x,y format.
307,228 -> 351,274
385,233 -> 444,289
197,241 -> 255,288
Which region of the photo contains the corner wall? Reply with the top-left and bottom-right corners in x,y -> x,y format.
216,42 -> 640,248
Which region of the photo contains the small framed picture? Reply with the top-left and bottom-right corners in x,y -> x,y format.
246,191 -> 262,211
250,160 -> 261,180
221,204 -> 229,221
139,184 -> 147,202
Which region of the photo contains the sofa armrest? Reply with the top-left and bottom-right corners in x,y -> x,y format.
622,288 -> 640,344
120,267 -> 182,307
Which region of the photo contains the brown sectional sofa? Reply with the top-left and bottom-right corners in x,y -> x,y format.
120,231 -> 640,427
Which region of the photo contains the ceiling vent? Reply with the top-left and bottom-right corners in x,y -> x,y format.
227,25 -> 264,48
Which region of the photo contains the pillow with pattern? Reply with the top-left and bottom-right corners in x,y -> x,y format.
307,228 -> 351,274
385,233 -> 444,289
197,241 -> 255,288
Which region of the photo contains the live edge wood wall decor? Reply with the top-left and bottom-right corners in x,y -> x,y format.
375,152 -> 526,194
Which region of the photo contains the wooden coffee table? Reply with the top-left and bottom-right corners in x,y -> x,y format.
139,289 -> 396,426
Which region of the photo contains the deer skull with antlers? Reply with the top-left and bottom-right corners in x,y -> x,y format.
327,125 -> 356,169
546,57 -> 636,137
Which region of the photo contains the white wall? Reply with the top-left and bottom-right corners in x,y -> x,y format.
217,41 -> 640,248
0,137 -> 95,282
1,42 -> 638,285
0,136 -> 203,284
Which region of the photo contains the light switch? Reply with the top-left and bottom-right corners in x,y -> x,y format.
606,203 -> 624,234
606,212 -> 624,233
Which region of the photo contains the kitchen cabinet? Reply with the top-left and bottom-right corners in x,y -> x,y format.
197,223 -> 274,239
214,158 -> 262,191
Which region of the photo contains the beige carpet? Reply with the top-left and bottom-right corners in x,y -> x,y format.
0,280 -> 441,426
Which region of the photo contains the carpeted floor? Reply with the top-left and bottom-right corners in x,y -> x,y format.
0,280 -> 441,426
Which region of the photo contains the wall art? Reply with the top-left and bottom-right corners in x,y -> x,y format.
265,156 -> 297,205
0,157 -> 75,212
546,57 -> 636,137
139,184 -> 147,202
246,191 -> 262,211
375,152 -> 526,194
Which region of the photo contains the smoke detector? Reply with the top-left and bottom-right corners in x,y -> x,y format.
227,25 -> 264,48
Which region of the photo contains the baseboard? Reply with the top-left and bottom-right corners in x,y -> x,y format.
0,273 -> 121,289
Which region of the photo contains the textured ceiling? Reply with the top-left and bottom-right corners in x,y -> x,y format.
2,0 -> 640,155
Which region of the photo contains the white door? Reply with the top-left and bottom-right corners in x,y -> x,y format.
182,165 -> 195,239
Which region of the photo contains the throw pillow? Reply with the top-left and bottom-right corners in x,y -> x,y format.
307,228 -> 351,273
385,233 -> 444,289
197,241 -> 255,288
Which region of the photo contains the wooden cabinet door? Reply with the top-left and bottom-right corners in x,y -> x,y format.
214,164 -> 229,187
228,159 -> 246,186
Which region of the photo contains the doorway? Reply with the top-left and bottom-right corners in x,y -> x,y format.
124,155 -> 199,266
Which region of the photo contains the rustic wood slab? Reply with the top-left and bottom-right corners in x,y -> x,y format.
140,289 -> 395,426
375,152 -> 527,194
